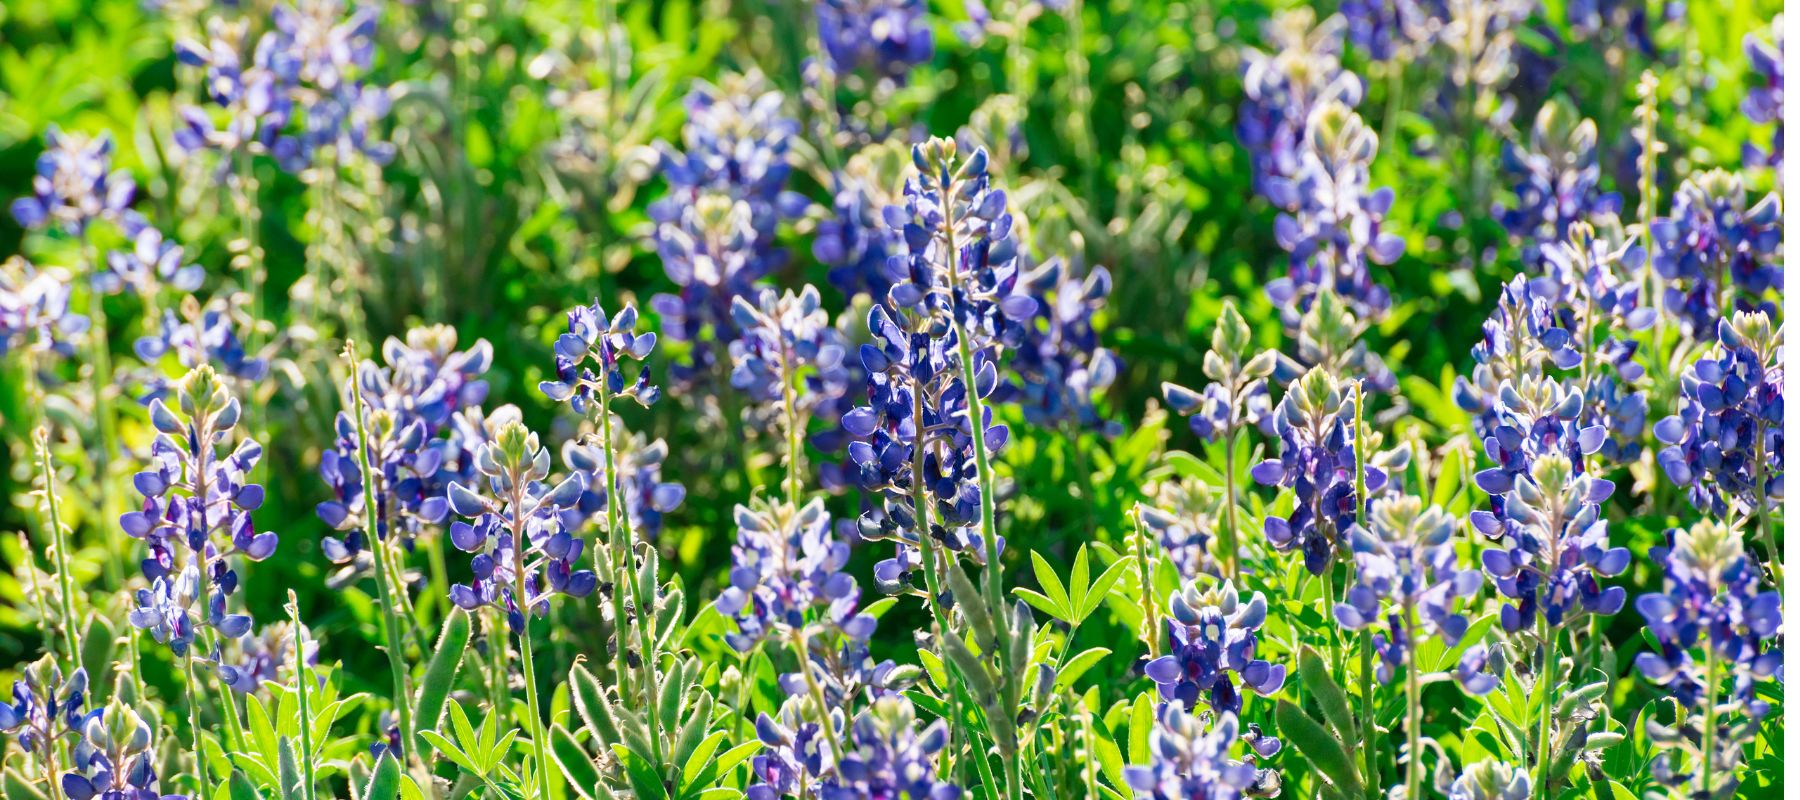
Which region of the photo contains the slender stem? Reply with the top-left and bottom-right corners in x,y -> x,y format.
1754,420 -> 1782,585
1698,639 -> 1721,795
592,385 -> 635,701
787,628 -> 839,770
345,343 -> 417,765
1132,506 -> 1160,658
1351,383 -> 1376,798
1534,618 -> 1559,800
1402,601 -> 1421,800
35,431 -> 82,668
518,621 -> 555,800
1221,425 -> 1241,578
184,654 -> 211,792
288,592 -> 318,800
781,348 -> 803,506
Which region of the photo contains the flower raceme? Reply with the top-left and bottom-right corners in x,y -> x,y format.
1122,703 -> 1277,800
540,301 -> 659,415
445,419 -> 597,634
1144,578 -> 1286,716
1334,497 -> 1481,683
716,497 -> 868,653
121,365 -> 278,657
1653,310 -> 1784,519
1472,447 -> 1628,634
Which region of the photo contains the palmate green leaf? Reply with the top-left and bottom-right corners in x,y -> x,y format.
1053,648 -> 1112,693
1077,555 -> 1133,625
418,730 -> 483,778
678,729 -> 728,791
1274,700 -> 1363,796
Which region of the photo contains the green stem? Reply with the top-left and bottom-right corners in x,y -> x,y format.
518,622 -> 555,800
1351,383 -> 1376,798
1221,425 -> 1241,578
288,592 -> 318,800
788,629 -> 839,771
1132,507 -> 1161,658
781,348 -> 803,506
592,384 -> 634,701
1698,640 -> 1720,795
184,655 -> 211,792
1403,602 -> 1421,800
1754,421 -> 1782,585
35,431 -> 82,668
345,343 -> 417,766
1534,618 -> 1559,800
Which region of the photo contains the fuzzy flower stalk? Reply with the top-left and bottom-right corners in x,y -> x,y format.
729,284 -> 850,503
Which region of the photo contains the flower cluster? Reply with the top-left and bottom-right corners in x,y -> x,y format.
1473,446 -> 1627,634
1333,497 -> 1480,683
0,257 -> 87,359
541,302 -> 660,415
1650,170 -> 1782,341
728,284 -> 852,415
1162,300 -> 1275,445
1634,519 -> 1782,711
1144,578 -> 1286,715
1140,478 -> 1224,580
819,695 -> 959,799
1438,760 -> 1532,800
1492,99 -> 1621,273
121,365 -> 278,656
177,0 -> 393,171
1238,10 -> 1364,207
319,327 -> 494,564
716,498 -> 865,652
1741,31 -> 1783,170
748,704 -> 833,798
9,127 -> 134,234
1653,310 -> 1784,518
0,656 -> 91,762
650,73 -> 808,386
815,0 -> 934,83
559,431 -> 686,543
220,622 -> 317,694
445,420 -> 597,634
1341,0 -> 1439,62
1253,367 -> 1394,575
133,298 -> 268,403
97,218 -> 204,297
999,260 -> 1120,434
1265,101 -> 1401,325
1122,704 -> 1275,800
60,701 -> 182,800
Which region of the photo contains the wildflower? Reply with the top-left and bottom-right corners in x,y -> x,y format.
445,419 -> 597,634
559,431 -> 686,543
1492,98 -> 1621,273
1649,170 -> 1782,342
173,17 -> 290,160
0,258 -> 88,359
1333,497 -> 1481,682
728,284 -> 852,415
815,0 -> 933,83
0,656 -> 91,762
717,498 -> 866,652
9,127 -> 135,234
1140,478 -> 1225,580
133,297 -> 268,403
1473,447 -> 1628,634
1741,31 -> 1783,170
96,216 -> 204,296
1122,704 -> 1275,800
120,366 -> 277,651
1144,578 -> 1286,715
819,695 -> 960,799
1653,310 -> 1784,519
1161,300 -> 1276,446
258,0 -> 394,170
60,700 -> 181,800
1238,10 -> 1363,208
749,705 -> 834,798
1000,260 -> 1121,435
540,302 -> 659,415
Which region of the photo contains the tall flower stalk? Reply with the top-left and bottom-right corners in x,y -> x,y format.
32,428 -> 82,669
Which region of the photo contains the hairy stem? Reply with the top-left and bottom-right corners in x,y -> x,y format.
35,431 -> 82,668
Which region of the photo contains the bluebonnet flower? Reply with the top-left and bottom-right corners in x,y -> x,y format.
1238,10 -> 1364,208
120,366 -> 277,655
729,284 -> 852,416
540,302 -> 659,415
1144,578 -> 1286,715
258,0 -> 394,170
1454,277 -> 1584,442
559,431 -> 686,543
1453,643 -> 1504,695
815,158 -> 904,301
1649,170 -> 1782,341
819,695 -> 959,799
0,656 -> 92,763
1653,310 -> 1784,518
1333,497 -> 1481,683
1634,519 -> 1781,799
96,216 -> 204,296
748,705 -> 833,799
1741,31 -> 1783,170
716,498 -> 867,652
1342,0 -> 1440,62
319,326 -> 493,565
1493,99 -> 1622,273
1161,300 -> 1275,446
218,622 -> 318,694
1271,288 -> 1400,396
173,18 -> 290,161
650,73 -> 808,387
0,257 -> 88,359
815,0 -> 933,83
1473,446 -> 1628,634
1140,479 -> 1225,580
1266,101 -> 1402,326
1634,519 -> 1782,711
1567,0 -> 1652,53
133,297 -> 269,403
999,260 -> 1121,434
9,127 -> 135,234
445,419 -> 597,634
60,700 -> 181,800
1122,705 -> 1274,800
1438,760 -> 1532,800
1252,367 -> 1398,575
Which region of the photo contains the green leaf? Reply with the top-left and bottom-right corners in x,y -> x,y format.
1299,645 -> 1356,741
418,730 -> 483,777
571,663 -> 621,746
1128,692 -> 1154,766
276,738 -> 302,800
549,724 -> 599,800
5,768 -> 49,800
227,771 -> 263,800
449,701 -> 480,760
1053,648 -> 1112,693
1078,556 -> 1134,624
1012,588 -> 1066,622
413,608 -> 471,753
679,730 -> 729,788
362,753 -> 400,800
1275,700 -> 1363,796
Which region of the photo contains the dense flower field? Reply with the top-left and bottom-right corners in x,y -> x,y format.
0,0 -> 1787,798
